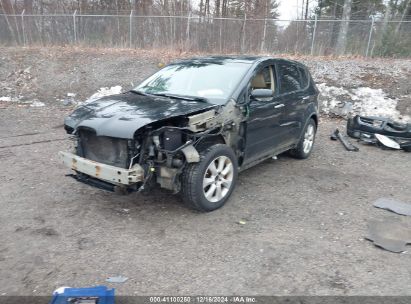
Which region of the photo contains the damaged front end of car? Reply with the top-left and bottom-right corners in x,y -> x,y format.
59,99 -> 244,195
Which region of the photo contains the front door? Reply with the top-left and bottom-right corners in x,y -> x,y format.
244,65 -> 288,161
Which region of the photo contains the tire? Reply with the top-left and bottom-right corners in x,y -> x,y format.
289,118 -> 317,159
181,144 -> 238,212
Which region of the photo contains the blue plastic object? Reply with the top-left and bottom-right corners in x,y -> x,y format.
49,286 -> 115,304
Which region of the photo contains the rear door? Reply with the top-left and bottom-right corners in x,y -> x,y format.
276,62 -> 308,146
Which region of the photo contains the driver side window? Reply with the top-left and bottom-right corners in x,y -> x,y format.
250,66 -> 275,94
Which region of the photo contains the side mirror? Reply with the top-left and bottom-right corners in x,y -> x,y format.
250,89 -> 273,100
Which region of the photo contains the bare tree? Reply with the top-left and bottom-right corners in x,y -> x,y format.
1,0 -> 21,43
395,0 -> 411,34
336,0 -> 352,55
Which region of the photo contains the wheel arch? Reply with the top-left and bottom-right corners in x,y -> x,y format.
194,134 -> 227,151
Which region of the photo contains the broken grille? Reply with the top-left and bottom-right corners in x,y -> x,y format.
78,129 -> 129,168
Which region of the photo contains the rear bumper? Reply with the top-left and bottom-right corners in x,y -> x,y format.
58,151 -> 144,185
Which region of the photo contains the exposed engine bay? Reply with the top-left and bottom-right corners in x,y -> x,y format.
60,100 -> 245,194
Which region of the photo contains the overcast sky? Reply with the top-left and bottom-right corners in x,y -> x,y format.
278,0 -> 318,20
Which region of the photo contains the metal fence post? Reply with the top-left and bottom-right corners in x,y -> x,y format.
73,10 -> 77,44
366,16 -> 375,58
129,10 -> 133,48
21,10 -> 25,46
310,14 -> 318,56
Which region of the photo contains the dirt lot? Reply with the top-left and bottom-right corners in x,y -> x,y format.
0,47 -> 411,296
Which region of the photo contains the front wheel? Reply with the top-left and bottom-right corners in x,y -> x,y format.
181,144 -> 238,212
289,118 -> 317,159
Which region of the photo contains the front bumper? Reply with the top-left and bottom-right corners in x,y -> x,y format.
58,151 -> 144,185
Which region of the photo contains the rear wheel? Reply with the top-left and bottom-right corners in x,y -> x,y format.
289,118 -> 317,159
181,144 -> 238,212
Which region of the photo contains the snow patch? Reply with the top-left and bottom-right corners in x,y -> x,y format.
0,95 -> 45,107
86,85 -> 122,103
0,96 -> 19,102
63,86 -> 122,107
318,83 -> 410,122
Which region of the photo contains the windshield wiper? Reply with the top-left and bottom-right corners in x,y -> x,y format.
129,89 -> 151,96
151,93 -> 209,103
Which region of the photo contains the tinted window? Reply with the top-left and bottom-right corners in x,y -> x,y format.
298,66 -> 309,88
278,64 -> 301,94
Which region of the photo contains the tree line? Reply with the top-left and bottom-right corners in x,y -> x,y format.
0,0 -> 410,57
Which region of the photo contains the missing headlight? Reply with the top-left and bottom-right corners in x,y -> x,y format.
162,129 -> 183,151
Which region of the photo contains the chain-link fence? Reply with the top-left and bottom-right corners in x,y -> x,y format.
1,12 -> 410,57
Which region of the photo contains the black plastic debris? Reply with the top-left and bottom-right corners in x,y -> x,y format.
347,115 -> 411,139
347,115 -> 411,152
401,142 -> 411,152
331,128 -> 359,151
366,218 -> 411,253
374,198 -> 411,216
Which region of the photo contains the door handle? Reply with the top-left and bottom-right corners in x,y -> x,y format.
274,104 -> 285,109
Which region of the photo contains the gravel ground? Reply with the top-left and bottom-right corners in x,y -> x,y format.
0,47 -> 411,296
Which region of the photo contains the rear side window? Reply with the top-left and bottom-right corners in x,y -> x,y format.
278,64 -> 301,94
298,66 -> 309,88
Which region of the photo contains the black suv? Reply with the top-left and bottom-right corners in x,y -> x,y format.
59,56 -> 319,212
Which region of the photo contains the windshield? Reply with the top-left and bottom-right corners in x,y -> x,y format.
134,61 -> 252,105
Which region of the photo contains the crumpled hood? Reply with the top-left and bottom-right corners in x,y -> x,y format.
65,92 -> 217,138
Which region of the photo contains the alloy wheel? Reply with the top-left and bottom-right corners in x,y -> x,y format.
203,156 -> 234,203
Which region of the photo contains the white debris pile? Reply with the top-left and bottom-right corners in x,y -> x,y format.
318,83 -> 411,122
85,85 -> 122,103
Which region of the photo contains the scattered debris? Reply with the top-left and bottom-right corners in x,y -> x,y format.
401,142 -> 411,152
51,286 -> 115,304
347,115 -> 411,152
347,115 -> 411,139
1,67 -> 38,102
374,198 -> 411,216
330,128 -> 359,152
375,134 -> 401,150
366,218 -> 411,253
238,219 -> 247,225
63,93 -> 77,106
105,276 -> 128,283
